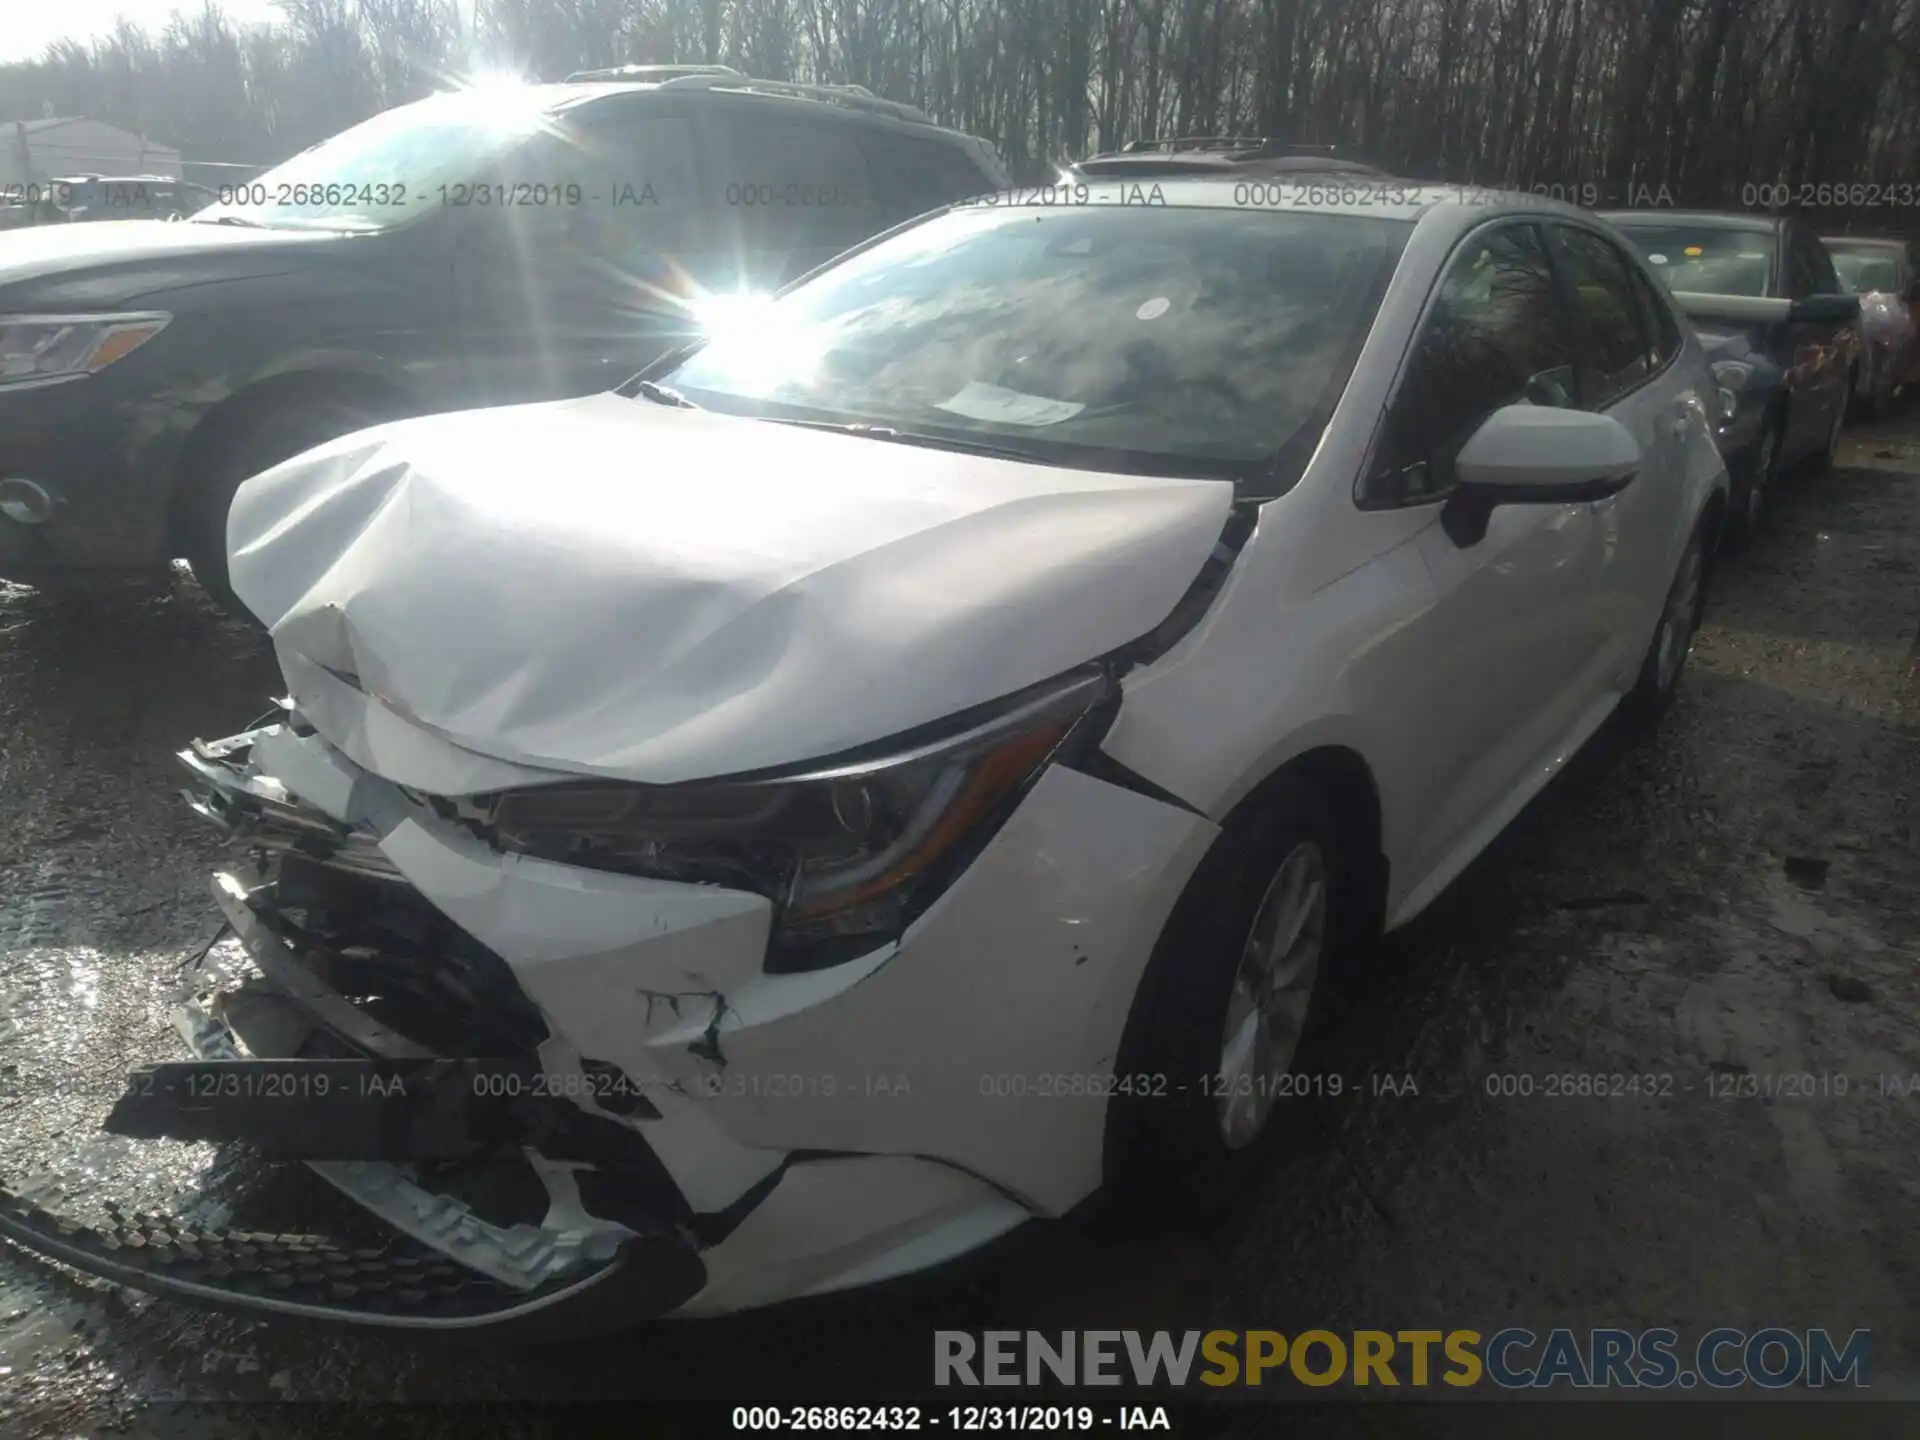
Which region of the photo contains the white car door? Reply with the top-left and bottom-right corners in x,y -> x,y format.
1360,219 -> 1611,892
1548,222 -> 1697,684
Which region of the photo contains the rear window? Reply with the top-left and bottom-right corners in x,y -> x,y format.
1610,224 -> 1775,297
662,204 -> 1411,489
1829,247 -> 1906,295
860,131 -> 993,221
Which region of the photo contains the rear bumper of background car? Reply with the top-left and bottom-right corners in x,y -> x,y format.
0,704 -> 1214,1326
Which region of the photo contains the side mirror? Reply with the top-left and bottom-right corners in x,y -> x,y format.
1443,405 -> 1642,546
1788,293 -> 1861,323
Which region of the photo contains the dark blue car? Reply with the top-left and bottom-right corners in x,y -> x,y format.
1602,209 -> 1860,541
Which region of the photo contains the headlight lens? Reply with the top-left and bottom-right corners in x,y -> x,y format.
0,312 -> 171,387
481,668 -> 1112,969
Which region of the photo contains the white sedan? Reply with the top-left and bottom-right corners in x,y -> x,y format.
13,182 -> 1728,1328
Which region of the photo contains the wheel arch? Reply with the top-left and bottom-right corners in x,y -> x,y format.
165,361 -> 417,554
1217,742 -> 1389,949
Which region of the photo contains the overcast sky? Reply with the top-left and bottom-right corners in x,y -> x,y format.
1,1 -> 283,65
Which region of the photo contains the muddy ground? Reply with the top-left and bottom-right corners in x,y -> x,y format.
0,409 -> 1916,1437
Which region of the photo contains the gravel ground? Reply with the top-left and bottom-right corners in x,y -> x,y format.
0,409 -> 1916,1436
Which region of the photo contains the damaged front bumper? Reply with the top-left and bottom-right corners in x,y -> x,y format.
0,700 -> 1215,1326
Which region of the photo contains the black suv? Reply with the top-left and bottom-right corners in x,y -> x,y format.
0,67 -> 1006,605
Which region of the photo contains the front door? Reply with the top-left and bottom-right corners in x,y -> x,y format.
1547,221 -> 1695,681
1359,219 -> 1609,879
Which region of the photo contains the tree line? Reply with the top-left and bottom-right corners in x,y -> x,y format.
3,0 -> 1919,210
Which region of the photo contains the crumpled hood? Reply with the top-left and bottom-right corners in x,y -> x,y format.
228,392 -> 1233,787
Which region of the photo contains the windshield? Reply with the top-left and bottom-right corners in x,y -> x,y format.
191,88 -> 556,232
1828,247 -> 1905,295
659,205 -> 1410,486
1609,224 -> 1775,297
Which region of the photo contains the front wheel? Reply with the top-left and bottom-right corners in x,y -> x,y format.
176,393 -> 390,615
1623,517 -> 1710,727
1727,413 -> 1780,547
1104,776 -> 1359,1215
1808,372 -> 1852,474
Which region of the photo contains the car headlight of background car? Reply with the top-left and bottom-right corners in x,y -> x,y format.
1709,358 -> 1753,424
475,667 -> 1114,971
0,312 -> 171,388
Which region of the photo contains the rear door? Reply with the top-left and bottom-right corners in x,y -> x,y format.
694,102 -> 883,289
1546,221 -> 1695,681
1365,218 -> 1608,877
1778,224 -> 1843,456
450,100 -> 716,405
857,126 -> 1000,231
1797,224 -> 1859,431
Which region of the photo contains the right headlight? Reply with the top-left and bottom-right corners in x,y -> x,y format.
479,667 -> 1114,970
1709,359 -> 1753,424
0,312 -> 172,389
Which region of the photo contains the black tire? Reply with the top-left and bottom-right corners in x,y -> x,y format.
1622,514 -> 1711,727
1725,409 -> 1782,549
1103,775 -> 1362,1217
177,393 -> 389,614
1807,371 -> 1852,475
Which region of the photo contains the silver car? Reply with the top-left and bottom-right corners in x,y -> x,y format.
1822,235 -> 1920,415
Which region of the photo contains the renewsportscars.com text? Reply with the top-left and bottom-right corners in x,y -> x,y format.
934,1328 -> 1871,1389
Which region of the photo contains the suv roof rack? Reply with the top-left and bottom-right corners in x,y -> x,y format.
564,64 -> 935,126
565,64 -> 745,82
652,73 -> 934,126
1117,137 -> 1342,158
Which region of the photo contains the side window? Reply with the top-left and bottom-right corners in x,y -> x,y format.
860,131 -> 993,227
1365,222 -> 1579,506
1552,225 -> 1654,406
1782,230 -> 1819,299
706,110 -> 878,271
1804,233 -> 1843,295
1628,263 -> 1683,368
521,112 -> 702,258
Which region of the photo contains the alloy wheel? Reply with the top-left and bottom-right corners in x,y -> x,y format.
1654,538 -> 1705,695
1745,426 -> 1775,533
1215,841 -> 1327,1150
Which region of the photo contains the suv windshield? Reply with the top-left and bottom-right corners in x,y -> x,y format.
191,87 -> 558,233
1608,223 -> 1775,297
1828,246 -> 1904,295
660,205 -> 1410,486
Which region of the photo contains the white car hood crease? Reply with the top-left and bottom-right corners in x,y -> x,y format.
228,392 -> 1234,786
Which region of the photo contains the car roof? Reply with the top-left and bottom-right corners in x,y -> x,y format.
1072,153 -> 1390,179
531,73 -> 968,139
1600,209 -> 1780,233
984,175 -> 1608,229
52,174 -> 187,184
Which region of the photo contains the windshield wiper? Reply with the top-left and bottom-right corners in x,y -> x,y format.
198,214 -> 269,228
760,417 -> 1055,466
632,380 -> 696,409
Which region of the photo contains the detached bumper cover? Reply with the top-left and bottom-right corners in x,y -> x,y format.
0,1186 -> 700,1331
